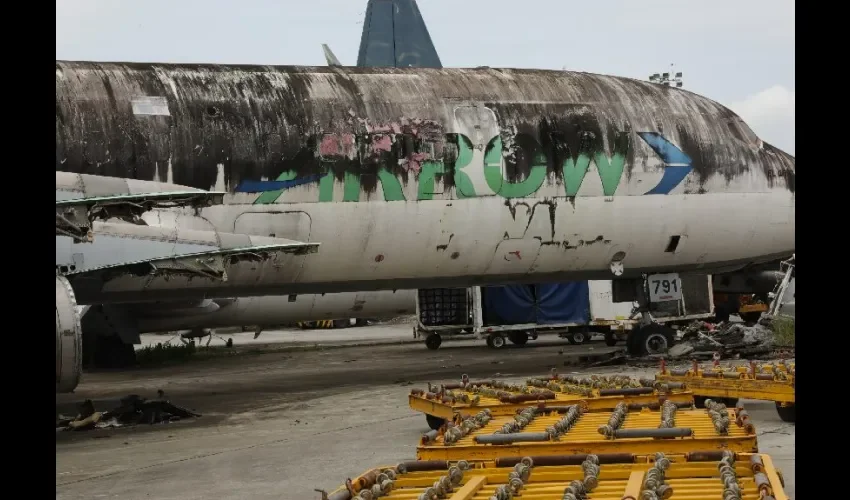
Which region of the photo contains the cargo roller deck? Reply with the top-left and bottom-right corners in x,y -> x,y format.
325,451 -> 788,500
409,373 -> 694,428
416,399 -> 758,462
655,360 -> 795,422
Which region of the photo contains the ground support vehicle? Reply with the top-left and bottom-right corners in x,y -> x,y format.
414,274 -> 715,356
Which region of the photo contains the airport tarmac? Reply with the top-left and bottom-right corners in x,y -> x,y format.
56,325 -> 795,500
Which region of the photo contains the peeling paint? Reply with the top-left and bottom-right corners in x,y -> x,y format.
55,62 -> 795,203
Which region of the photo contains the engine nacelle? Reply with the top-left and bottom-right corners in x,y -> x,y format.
56,276 -> 82,393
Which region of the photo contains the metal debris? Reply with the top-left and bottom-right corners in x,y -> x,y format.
670,320 -> 778,360
57,395 -> 200,431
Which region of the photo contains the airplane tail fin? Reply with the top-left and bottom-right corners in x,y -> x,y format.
356,0 -> 442,68
322,44 -> 342,66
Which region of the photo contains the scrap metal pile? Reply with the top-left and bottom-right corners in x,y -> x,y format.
669,320 -> 779,359
56,394 -> 200,431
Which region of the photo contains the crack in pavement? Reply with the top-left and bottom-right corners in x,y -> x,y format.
757,424 -> 795,436
57,413 -> 420,487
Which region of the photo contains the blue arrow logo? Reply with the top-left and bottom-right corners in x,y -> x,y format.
637,132 -> 693,195
235,173 -> 325,193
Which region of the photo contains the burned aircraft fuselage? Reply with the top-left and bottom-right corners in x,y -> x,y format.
55,61 -> 795,303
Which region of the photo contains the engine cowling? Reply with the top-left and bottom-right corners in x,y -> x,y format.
56,276 -> 82,393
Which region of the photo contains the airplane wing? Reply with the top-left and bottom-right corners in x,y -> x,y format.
65,240 -> 320,304
56,191 -> 226,242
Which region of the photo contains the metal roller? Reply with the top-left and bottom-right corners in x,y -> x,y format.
612,427 -> 693,439
659,400 -> 677,428
749,455 -> 765,474
474,432 -> 550,444
705,399 -> 731,435
718,451 -> 742,500
494,407 -> 538,434
581,454 -> 600,490
597,402 -> 629,438
545,404 -> 585,440
640,453 -> 673,499
444,410 -> 491,445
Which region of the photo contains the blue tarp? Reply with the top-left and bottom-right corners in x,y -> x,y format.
536,282 -> 591,324
482,282 -> 591,326
483,285 -> 536,325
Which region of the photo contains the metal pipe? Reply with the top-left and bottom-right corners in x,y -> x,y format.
396,461 -> 449,473
599,387 -> 654,396
474,432 -> 550,444
496,453 -> 635,467
686,451 -> 735,462
669,369 -> 689,376
612,427 -> 693,439
499,392 -> 556,403
627,402 -> 692,411
421,429 -> 439,443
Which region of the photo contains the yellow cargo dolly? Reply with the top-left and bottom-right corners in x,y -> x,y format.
655,359 -> 795,423
416,399 -> 758,461
409,372 -> 694,430
324,451 -> 788,500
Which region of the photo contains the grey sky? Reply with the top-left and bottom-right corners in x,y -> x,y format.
56,0 -> 795,154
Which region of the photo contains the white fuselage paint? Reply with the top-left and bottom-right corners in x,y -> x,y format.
182,191 -> 794,290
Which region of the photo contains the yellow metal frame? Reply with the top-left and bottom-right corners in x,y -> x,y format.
417,407 -> 758,461
409,390 -> 694,420
656,362 -> 795,404
329,452 -> 788,500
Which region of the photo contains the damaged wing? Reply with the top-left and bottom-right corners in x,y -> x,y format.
56,173 -> 226,242
63,222 -> 319,305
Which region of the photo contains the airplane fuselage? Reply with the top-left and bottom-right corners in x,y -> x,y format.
56,62 -> 795,301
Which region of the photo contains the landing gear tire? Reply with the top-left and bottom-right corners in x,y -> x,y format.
488,334 -> 506,349
568,330 -> 588,345
425,414 -> 446,430
775,402 -> 796,423
604,332 -> 618,347
508,332 -> 528,346
425,333 -> 442,350
628,324 -> 675,356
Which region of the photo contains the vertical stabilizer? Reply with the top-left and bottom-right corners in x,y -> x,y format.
322,44 -> 342,66
356,0 -> 442,68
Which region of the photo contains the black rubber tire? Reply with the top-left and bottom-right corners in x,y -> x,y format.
628,324 -> 675,356
489,334 -> 506,349
568,330 -> 588,345
508,332 -> 528,345
425,334 -> 442,350
425,414 -> 446,430
775,402 -> 796,423
604,332 -> 618,346
693,396 -> 709,409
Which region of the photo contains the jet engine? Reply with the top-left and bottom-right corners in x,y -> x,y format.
56,275 -> 82,393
